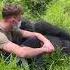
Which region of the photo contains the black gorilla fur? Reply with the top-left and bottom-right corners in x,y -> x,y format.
20,19 -> 70,54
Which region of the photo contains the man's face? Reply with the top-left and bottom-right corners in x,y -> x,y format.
12,15 -> 22,25
10,15 -> 22,28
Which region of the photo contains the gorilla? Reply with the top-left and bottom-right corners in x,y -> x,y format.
20,19 -> 70,54
2,19 -> 70,68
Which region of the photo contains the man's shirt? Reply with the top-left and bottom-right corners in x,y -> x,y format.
0,25 -> 23,49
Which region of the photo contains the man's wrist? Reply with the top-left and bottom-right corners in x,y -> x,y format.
40,47 -> 46,53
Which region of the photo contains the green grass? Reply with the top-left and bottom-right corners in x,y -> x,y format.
0,0 -> 3,19
43,49 -> 70,70
42,0 -> 70,34
0,54 -> 30,70
0,48 -> 70,70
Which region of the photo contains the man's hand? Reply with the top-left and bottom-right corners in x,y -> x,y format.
42,41 -> 55,54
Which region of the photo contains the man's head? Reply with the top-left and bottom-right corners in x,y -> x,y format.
2,4 -> 23,27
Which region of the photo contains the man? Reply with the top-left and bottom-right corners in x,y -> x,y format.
0,4 -> 54,58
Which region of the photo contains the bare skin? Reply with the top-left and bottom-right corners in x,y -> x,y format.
0,16 -> 55,58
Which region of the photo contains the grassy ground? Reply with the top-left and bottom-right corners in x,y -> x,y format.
23,0 -> 70,34
42,0 -> 70,34
0,0 -> 70,70
0,48 -> 70,70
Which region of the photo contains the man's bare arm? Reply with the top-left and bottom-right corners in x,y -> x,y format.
20,29 -> 35,38
2,41 -> 47,58
20,29 -> 52,43
20,29 -> 55,52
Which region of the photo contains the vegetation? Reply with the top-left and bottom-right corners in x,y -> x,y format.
0,48 -> 70,70
0,0 -> 70,70
42,0 -> 70,34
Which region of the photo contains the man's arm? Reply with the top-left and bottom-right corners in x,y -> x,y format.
0,31 -> 54,58
2,41 -> 47,58
20,29 -> 35,38
20,29 -> 54,52
20,29 -> 51,42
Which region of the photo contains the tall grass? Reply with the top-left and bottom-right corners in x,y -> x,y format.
0,48 -> 70,70
42,0 -> 70,33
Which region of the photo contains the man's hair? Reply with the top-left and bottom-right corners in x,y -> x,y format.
2,4 -> 23,18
